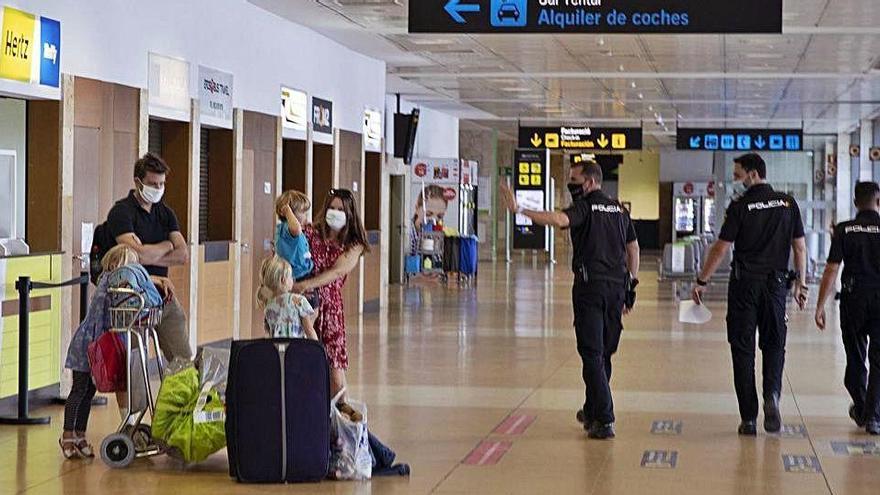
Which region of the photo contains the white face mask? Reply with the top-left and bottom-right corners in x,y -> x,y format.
138,180 -> 165,204
325,209 -> 347,231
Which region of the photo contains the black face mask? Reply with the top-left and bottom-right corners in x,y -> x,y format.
568,183 -> 585,201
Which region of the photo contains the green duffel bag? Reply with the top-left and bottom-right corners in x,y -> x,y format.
153,366 -> 226,463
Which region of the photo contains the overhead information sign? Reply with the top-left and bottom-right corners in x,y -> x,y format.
410,1 -> 782,34
519,126 -> 642,151
677,128 -> 803,152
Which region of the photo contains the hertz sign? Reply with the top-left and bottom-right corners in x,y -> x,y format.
518,126 -> 642,151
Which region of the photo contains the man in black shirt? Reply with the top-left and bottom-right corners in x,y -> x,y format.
501,159 -> 640,439
692,153 -> 807,436
815,181 -> 880,435
105,154 -> 193,411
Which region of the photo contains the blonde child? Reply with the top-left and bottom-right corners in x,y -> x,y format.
60,245 -> 161,459
257,255 -> 318,340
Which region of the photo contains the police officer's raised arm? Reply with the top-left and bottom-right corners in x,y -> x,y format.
499,183 -> 571,228
692,204 -> 739,304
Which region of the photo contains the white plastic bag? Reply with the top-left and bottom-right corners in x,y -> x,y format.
329,389 -> 372,480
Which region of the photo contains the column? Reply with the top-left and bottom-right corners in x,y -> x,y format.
836,132 -> 852,224
860,119 -> 874,181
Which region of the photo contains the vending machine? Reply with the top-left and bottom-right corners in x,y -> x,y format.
672,181 -> 716,241
459,160 -> 479,238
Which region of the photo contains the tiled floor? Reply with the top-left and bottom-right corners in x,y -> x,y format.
3,258 -> 880,494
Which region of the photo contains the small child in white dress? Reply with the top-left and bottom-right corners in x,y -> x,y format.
257,256 -> 318,340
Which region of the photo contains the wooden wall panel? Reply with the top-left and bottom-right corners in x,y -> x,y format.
364,152 -> 381,231
362,245 -> 380,308
70,77 -> 142,335
207,129 -> 234,241
26,100 -> 61,252
312,144 -> 334,209
197,246 -> 234,345
336,130 -> 362,317
160,121 -> 192,238
242,112 -> 277,338
72,77 -> 103,128
282,139 -> 307,194
239,150 -> 255,339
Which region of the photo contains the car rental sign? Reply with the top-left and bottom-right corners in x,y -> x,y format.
409,0 -> 782,34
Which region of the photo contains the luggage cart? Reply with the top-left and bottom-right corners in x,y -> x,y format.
99,288 -> 165,469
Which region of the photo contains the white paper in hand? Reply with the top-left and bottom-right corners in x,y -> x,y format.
679,300 -> 712,324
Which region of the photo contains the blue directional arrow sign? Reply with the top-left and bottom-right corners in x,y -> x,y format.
445,0 -> 480,24
689,136 -> 701,149
769,135 -> 784,150
754,136 -> 766,149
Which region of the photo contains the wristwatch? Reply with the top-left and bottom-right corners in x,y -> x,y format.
695,277 -> 709,287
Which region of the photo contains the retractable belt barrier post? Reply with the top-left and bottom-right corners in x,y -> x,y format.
0,273 -> 90,426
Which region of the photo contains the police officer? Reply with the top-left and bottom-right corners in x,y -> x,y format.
692,153 -> 807,436
815,182 -> 880,435
501,159 -> 640,439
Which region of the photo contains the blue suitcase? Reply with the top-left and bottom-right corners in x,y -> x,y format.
226,339 -> 330,483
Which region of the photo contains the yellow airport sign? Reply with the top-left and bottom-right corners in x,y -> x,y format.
612,133 -> 627,149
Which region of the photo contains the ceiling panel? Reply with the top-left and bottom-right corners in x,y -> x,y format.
251,0 -> 880,141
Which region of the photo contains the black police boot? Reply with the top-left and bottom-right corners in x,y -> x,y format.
738,421 -> 758,436
866,422 -> 880,436
763,394 -> 782,433
587,422 -> 615,440
849,404 -> 866,428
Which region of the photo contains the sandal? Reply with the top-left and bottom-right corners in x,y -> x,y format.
74,437 -> 95,458
59,438 -> 81,460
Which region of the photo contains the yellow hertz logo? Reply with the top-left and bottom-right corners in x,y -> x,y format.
747,200 -> 789,211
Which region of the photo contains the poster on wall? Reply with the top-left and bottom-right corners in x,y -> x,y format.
198,66 -> 233,129
0,6 -> 61,89
363,107 -> 382,152
281,86 -> 307,134
148,53 -> 190,121
513,149 -> 549,251
312,97 -> 333,135
409,158 -> 461,253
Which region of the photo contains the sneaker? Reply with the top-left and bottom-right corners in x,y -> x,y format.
866,422 -> 880,436
587,422 -> 615,440
764,394 -> 782,433
849,404 -> 866,428
738,421 -> 757,436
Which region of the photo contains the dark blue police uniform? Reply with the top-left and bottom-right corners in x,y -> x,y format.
564,190 -> 637,429
828,209 -> 880,427
718,184 -> 804,423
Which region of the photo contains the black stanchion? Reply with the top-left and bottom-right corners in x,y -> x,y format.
0,277 -> 51,425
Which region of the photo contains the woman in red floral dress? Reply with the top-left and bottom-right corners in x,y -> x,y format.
296,189 -> 369,413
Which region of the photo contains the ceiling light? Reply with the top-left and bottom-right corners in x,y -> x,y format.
648,105 -> 654,111
638,93 -> 644,99
597,37 -> 605,47
618,64 -> 625,72
630,81 -> 637,89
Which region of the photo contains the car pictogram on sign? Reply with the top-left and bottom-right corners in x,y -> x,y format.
498,2 -> 520,21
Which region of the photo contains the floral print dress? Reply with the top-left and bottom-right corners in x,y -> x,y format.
304,225 -> 349,370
